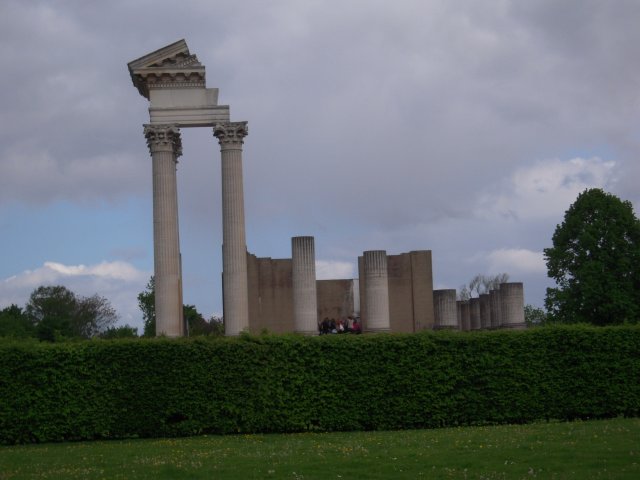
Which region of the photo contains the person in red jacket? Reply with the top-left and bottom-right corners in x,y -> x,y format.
351,318 -> 362,334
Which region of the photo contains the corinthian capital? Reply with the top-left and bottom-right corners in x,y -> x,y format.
143,124 -> 182,158
213,121 -> 248,149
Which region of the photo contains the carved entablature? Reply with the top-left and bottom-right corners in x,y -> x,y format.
128,39 -> 206,99
129,40 -> 230,127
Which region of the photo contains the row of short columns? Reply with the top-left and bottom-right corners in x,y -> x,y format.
433,283 -> 526,330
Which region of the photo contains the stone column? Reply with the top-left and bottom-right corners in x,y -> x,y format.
489,289 -> 502,329
480,293 -> 491,330
363,250 -> 390,332
500,282 -> 526,329
214,122 -> 250,336
433,289 -> 458,330
470,297 -> 481,330
292,236 -> 318,335
144,124 -> 183,337
460,301 -> 471,331
456,301 -> 462,330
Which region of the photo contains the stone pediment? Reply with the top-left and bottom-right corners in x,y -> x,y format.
128,39 -> 206,99
128,39 -> 230,127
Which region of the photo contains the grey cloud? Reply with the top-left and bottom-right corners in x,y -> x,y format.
1,0 -> 638,314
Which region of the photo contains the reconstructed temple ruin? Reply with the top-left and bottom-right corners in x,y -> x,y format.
129,40 -> 526,336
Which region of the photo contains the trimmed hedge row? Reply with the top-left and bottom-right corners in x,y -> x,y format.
0,325 -> 639,444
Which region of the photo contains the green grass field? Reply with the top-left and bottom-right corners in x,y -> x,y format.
1,417 -> 638,479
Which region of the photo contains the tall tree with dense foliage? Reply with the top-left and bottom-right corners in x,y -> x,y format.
137,276 -> 155,337
138,278 -> 220,337
25,285 -> 118,341
0,304 -> 33,339
544,188 -> 640,325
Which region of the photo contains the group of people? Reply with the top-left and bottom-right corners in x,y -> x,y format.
318,316 -> 361,335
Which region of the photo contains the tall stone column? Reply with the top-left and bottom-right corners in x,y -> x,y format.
460,301 -> 471,331
433,289 -> 458,330
470,298 -> 481,330
214,122 -> 250,336
500,282 -> 526,329
480,293 -> 491,330
292,236 -> 318,335
144,124 -> 183,337
489,289 -> 502,329
363,250 -> 390,332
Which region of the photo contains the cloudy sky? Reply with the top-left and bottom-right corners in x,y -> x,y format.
1,0 -> 639,331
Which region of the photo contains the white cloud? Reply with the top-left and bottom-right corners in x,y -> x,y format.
315,260 -> 355,280
478,157 -> 617,221
486,248 -> 546,275
1,261 -> 150,330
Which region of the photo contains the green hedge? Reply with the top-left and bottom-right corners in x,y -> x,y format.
1,325 -> 639,444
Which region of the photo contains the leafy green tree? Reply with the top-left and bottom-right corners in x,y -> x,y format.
185,306 -> 224,337
25,285 -> 118,341
184,304 -> 206,335
26,286 -> 78,341
137,276 -> 155,337
100,325 -> 138,339
73,294 -> 119,338
524,304 -> 547,327
0,304 -> 34,339
138,277 -> 220,337
544,188 -> 640,325
207,316 -> 225,336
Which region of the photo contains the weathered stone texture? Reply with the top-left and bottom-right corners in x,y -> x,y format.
500,282 -> 526,329
247,254 -> 294,333
434,289 -> 458,329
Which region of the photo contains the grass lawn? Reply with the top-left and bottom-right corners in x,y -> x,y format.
0,417 -> 638,479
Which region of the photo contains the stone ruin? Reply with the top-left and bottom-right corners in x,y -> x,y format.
128,40 -> 526,336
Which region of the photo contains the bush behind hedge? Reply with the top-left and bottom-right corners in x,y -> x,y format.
0,325 -> 638,444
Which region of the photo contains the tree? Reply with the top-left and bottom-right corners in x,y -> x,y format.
100,325 -> 138,339
544,188 -> 640,325
186,307 -> 224,337
524,304 -> 547,327
73,294 -> 119,338
137,276 -> 155,337
458,273 -> 510,300
26,286 -> 78,341
138,277 -> 220,337
184,304 -> 203,335
25,285 -> 118,341
0,304 -> 33,339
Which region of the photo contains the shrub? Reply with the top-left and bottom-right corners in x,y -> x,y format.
0,325 -> 638,444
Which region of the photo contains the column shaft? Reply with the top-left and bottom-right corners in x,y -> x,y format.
214,122 -> 250,335
500,282 -> 526,329
433,289 -> 458,329
363,250 -> 390,332
460,301 -> 471,331
470,298 -> 481,330
480,293 -> 491,330
489,289 -> 502,329
144,124 -> 183,337
292,236 -> 318,334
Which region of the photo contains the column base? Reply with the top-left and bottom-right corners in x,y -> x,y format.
365,327 -> 391,333
501,322 -> 528,330
295,329 -> 319,336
